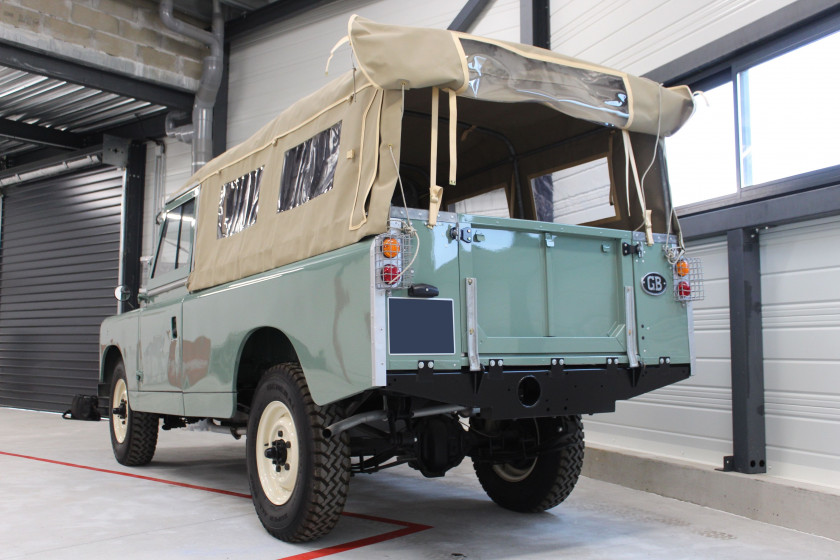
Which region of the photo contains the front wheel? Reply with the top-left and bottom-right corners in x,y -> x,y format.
472,415 -> 584,512
109,361 -> 158,466
246,363 -> 350,542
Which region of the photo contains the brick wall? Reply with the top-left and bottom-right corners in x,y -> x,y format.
0,0 -> 208,91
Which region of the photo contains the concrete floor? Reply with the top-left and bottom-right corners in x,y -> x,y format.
1,408 -> 838,560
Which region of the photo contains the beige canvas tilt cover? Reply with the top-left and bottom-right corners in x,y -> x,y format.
174,16 -> 695,292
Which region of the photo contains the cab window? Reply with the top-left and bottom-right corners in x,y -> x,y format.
152,199 -> 195,279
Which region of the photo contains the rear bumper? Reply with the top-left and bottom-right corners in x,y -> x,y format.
385,363 -> 690,420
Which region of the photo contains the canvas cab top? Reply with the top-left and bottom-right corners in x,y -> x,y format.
164,15 -> 696,293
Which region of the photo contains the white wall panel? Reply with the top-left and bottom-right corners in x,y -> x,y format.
759,216 -> 840,488
549,0 -> 798,74
142,137 -> 192,260
227,0 -> 466,147
227,0 -> 523,147
585,238 -> 733,467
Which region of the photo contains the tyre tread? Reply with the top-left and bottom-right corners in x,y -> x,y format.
252,363 -> 350,542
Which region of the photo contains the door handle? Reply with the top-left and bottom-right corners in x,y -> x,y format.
170,317 -> 178,339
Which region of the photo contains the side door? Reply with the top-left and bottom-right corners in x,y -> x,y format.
132,195 -> 196,415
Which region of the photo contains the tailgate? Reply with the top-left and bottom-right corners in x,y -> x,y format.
456,216 -> 634,364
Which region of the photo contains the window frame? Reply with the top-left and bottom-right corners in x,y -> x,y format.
670,10 -> 840,217
148,188 -> 199,292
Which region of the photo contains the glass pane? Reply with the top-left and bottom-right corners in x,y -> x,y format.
217,167 -> 263,238
665,82 -> 737,206
176,199 -> 195,271
452,187 -> 509,217
152,208 -> 181,278
279,122 -> 342,212
738,30 -> 840,186
534,157 -> 615,225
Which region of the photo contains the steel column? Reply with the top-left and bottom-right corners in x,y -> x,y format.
120,142 -> 146,314
724,228 -> 767,474
520,0 -> 551,49
448,0 -> 492,32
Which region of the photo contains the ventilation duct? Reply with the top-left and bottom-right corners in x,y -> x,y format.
160,0 -> 224,175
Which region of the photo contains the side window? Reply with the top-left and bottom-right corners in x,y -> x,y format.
218,167 -> 263,238
152,199 -> 195,279
533,157 -> 616,225
278,122 -> 341,212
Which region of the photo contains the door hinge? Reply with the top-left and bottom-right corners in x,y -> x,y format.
622,242 -> 641,256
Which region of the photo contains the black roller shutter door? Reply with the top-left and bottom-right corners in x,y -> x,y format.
0,166 -> 124,412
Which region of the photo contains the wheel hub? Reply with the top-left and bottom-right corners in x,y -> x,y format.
264,436 -> 292,472
255,401 -> 300,506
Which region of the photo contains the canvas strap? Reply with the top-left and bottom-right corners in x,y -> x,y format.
622,129 -> 653,245
324,35 -> 350,75
428,88 -> 458,227
428,87 -> 443,226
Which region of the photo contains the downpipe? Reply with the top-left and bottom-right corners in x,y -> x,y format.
323,404 -> 471,438
159,0 -> 224,174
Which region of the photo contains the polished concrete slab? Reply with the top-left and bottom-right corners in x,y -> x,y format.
1,407 -> 838,560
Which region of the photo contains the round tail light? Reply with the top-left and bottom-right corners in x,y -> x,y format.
382,264 -> 400,284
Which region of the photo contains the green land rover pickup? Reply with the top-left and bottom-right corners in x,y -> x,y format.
100,16 -> 701,542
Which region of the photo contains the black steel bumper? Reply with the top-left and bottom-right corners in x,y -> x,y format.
385,363 -> 690,420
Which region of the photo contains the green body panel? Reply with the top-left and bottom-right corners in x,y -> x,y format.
101,208 -> 692,420
101,240 -> 375,417
631,243 -> 692,365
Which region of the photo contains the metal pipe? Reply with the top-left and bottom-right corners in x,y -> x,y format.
323,404 -> 469,438
159,0 -> 224,174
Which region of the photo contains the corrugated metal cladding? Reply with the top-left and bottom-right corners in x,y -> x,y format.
760,216 -> 840,488
585,219 -> 840,490
584,238 -> 734,466
0,64 -> 167,157
0,167 -> 123,412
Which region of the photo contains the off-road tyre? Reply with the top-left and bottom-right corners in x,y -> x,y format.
472,415 -> 584,512
246,363 -> 350,542
109,361 -> 158,466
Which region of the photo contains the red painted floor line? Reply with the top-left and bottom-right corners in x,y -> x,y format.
0,450 -> 252,498
0,450 -> 433,560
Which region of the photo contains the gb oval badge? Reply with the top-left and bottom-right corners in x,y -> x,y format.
641,272 -> 667,296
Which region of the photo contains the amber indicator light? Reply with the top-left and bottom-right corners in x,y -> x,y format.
382,237 -> 400,258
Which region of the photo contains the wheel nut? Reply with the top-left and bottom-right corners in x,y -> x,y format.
284,463 -> 290,471
277,431 -> 283,437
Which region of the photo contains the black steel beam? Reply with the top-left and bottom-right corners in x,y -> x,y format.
680,183 -> 840,241
0,117 -> 90,150
0,41 -> 193,111
225,0 -> 339,42
120,142 -> 146,314
448,0 -> 492,32
724,228 -> 766,474
520,0 -> 551,49
100,113 -> 169,142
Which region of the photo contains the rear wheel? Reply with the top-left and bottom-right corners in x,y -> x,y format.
109,361 -> 158,466
246,363 -> 350,542
472,415 -> 583,512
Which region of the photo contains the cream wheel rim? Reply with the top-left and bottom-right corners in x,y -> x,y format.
493,459 -> 536,482
256,401 -> 299,506
112,378 -> 128,443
